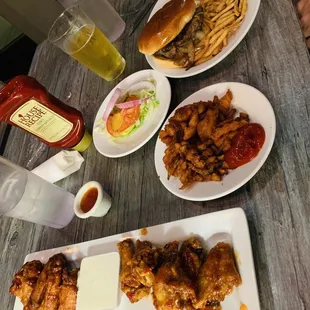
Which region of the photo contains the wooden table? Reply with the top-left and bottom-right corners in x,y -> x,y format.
1,0 -> 310,309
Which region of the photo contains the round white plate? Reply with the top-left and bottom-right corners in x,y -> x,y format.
154,82 -> 276,201
93,70 -> 171,158
145,0 -> 260,78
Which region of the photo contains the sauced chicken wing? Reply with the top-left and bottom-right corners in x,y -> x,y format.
180,237 -> 204,281
194,242 -> 241,309
10,254 -> 79,310
58,269 -> 78,310
10,260 -> 44,307
117,239 -> 158,303
118,238 -> 135,269
25,253 -> 67,310
153,241 -> 196,310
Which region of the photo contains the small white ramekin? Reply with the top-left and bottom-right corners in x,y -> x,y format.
74,181 -> 111,219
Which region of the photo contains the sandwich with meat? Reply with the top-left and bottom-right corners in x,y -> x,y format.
138,0 -> 206,69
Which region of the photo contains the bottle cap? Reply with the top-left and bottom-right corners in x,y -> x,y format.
72,130 -> 92,152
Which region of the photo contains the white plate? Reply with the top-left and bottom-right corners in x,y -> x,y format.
154,82 -> 276,201
93,70 -> 171,158
145,0 -> 260,78
13,208 -> 260,310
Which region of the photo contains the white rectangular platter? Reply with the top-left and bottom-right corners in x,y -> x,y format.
14,208 -> 260,310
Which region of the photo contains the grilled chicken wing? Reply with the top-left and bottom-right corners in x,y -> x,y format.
10,261 -> 44,307
180,237 -> 204,281
117,239 -> 158,303
58,269 -> 78,310
194,242 -> 242,309
25,253 -> 67,310
153,241 -> 196,310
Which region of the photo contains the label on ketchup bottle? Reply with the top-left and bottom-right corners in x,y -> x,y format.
10,99 -> 73,143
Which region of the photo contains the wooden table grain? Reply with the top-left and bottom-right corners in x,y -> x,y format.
1,0 -> 310,309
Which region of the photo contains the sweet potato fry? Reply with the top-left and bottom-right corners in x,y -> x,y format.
219,89 -> 233,110
159,89 -> 257,189
211,119 -> 248,142
197,108 -> 219,142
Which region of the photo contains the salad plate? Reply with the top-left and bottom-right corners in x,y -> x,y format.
93,70 -> 171,158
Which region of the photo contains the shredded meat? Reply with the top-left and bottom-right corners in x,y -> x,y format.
154,7 -> 204,69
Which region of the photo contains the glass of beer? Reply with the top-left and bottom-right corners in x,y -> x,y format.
48,5 -> 126,81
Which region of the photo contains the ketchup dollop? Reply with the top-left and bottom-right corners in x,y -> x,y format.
224,123 -> 265,169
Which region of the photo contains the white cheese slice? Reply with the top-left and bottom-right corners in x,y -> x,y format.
76,252 -> 120,310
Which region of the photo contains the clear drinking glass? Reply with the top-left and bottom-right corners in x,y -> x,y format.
59,0 -> 125,42
0,156 -> 75,229
48,5 -> 126,81
78,0 -> 125,42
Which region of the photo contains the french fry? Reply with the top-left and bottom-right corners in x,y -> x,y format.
209,29 -> 225,44
211,2 -> 235,21
205,30 -> 228,57
215,10 -> 235,25
212,45 -> 222,56
234,0 -> 240,16
216,1 -> 227,13
202,23 -> 211,34
215,12 -> 235,27
208,15 -> 235,37
195,45 -> 205,53
192,0 -> 247,66
227,23 -> 240,37
206,20 -> 215,30
195,55 -> 213,65
241,0 -> 248,17
195,37 -> 210,60
231,13 -> 245,27
223,37 -> 228,46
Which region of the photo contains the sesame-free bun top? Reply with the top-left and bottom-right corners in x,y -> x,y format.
138,0 -> 196,55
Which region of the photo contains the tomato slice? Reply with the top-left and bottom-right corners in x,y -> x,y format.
106,105 -> 140,137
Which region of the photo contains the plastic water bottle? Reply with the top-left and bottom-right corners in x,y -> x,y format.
0,156 -> 75,228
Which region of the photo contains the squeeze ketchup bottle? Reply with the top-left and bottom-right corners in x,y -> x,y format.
0,75 -> 92,151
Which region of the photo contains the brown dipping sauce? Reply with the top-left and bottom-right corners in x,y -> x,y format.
80,187 -> 98,213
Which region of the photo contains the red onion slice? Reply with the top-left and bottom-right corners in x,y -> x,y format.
102,88 -> 122,121
116,96 -> 151,109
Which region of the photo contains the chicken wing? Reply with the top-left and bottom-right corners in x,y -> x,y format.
10,260 -> 44,307
117,239 -> 158,303
25,253 -> 67,310
58,269 -> 78,310
194,242 -> 242,309
180,237 -> 204,281
118,238 -> 135,269
153,241 -> 196,310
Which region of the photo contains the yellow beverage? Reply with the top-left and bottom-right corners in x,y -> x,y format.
64,25 -> 125,81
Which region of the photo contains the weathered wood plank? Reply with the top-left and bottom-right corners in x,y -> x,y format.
0,0 -> 310,309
